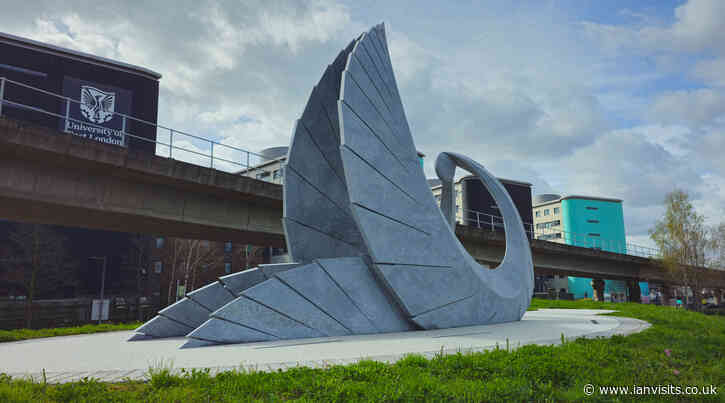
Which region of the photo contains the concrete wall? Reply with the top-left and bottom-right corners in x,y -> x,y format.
0,117 -> 285,246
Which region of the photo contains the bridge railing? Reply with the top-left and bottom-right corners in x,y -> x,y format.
0,76 -> 275,175
461,208 -> 661,259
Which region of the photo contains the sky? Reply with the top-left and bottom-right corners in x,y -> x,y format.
2,0 -> 724,249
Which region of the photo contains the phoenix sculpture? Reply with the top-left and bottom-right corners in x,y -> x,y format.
131,24 -> 534,347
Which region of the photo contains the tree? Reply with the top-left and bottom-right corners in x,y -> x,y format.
164,238 -> 224,304
128,234 -> 152,320
708,222 -> 725,271
649,190 -> 710,310
5,223 -> 69,328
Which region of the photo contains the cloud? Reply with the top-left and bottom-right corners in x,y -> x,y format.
648,89 -> 725,126
1,0 -> 723,250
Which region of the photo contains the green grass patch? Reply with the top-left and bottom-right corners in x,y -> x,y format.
1,300 -> 724,402
0,322 -> 141,343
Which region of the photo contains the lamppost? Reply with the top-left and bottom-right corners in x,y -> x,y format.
89,256 -> 107,324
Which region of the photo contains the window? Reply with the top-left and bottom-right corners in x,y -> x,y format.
156,237 -> 164,248
224,263 -> 232,274
586,219 -> 599,223
535,211 -> 540,217
553,207 -> 559,215
588,233 -> 600,237
435,195 -> 441,202
255,171 -> 270,179
585,206 -> 598,210
544,209 -> 550,216
225,242 -> 233,252
272,169 -> 283,180
154,261 -> 163,274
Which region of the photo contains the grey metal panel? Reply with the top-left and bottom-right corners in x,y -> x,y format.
317,257 -> 414,332
242,277 -> 350,336
345,52 -> 394,130
340,145 -> 440,236
375,264 -> 478,316
186,281 -> 236,311
258,263 -> 301,279
338,103 -> 416,198
340,70 -> 408,167
410,292 -> 490,329
158,297 -> 210,329
364,29 -> 419,170
283,166 -> 364,249
218,268 -> 267,295
187,318 -> 278,344
133,315 -> 193,338
298,72 -> 344,180
286,122 -> 348,212
349,203 -> 462,268
275,261 -> 377,334
211,295 -> 324,339
358,35 -> 394,101
283,218 -> 362,263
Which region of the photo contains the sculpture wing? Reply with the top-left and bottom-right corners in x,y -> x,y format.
132,24 -> 533,346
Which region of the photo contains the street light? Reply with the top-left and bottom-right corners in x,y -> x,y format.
89,256 -> 107,324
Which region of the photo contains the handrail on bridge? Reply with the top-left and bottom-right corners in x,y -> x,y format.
461,208 -> 662,259
0,76 -> 275,175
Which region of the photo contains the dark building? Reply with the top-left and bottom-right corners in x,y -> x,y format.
431,176 -> 534,238
0,33 -> 164,328
0,31 -> 161,153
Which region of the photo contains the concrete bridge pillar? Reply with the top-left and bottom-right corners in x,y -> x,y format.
627,280 -> 641,303
591,278 -> 605,302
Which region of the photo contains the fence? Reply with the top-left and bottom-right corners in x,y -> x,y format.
0,76 -> 274,174
462,208 -> 661,259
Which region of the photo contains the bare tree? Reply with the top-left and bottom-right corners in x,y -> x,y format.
164,238 -> 224,303
649,190 -> 710,310
708,222 -> 725,270
6,223 -> 69,328
128,234 -> 151,320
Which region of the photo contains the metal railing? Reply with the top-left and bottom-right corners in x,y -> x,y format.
462,208 -> 661,259
0,77 -> 274,175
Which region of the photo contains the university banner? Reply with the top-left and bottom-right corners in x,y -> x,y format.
61,77 -> 133,147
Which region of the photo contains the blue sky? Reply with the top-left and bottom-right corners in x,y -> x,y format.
1,0 -> 724,248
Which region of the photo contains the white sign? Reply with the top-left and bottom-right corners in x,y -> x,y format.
91,299 -> 110,321
80,85 -> 116,124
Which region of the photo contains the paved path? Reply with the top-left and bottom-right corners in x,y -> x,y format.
1,309 -> 649,383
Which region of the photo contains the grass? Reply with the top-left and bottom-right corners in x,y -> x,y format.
1,300 -> 724,402
0,322 -> 142,343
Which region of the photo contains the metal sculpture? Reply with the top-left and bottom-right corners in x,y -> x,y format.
131,23 -> 533,347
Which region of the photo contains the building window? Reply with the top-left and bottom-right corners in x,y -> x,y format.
588,233 -> 600,237
225,242 -> 233,252
535,211 -> 540,217
435,195 -> 441,202
154,261 -> 163,274
553,207 -> 559,215
224,263 -> 232,274
255,171 -> 270,179
544,209 -> 550,216
585,206 -> 598,210
273,169 -> 283,180
586,219 -> 599,223
156,237 -> 164,248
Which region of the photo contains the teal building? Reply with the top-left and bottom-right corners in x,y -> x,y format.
533,194 -> 644,300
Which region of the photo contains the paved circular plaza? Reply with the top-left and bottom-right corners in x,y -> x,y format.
1,309 -> 649,383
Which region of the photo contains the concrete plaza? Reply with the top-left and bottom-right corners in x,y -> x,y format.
1,309 -> 649,384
